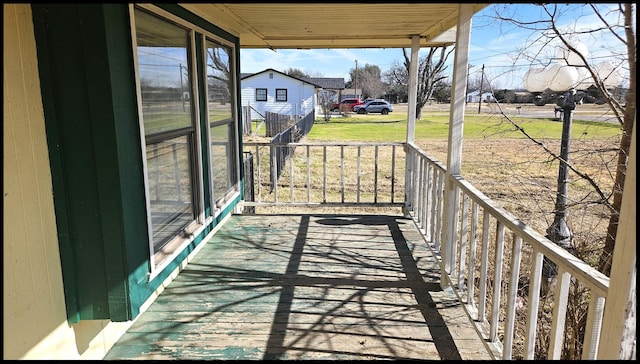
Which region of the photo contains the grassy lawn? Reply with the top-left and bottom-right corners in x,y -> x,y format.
310,110 -> 621,142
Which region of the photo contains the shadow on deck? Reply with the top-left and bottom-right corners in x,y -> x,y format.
104,214 -> 493,360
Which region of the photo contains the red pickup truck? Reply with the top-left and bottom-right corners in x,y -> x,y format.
331,98 -> 364,112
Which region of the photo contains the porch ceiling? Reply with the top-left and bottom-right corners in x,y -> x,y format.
180,3 -> 488,49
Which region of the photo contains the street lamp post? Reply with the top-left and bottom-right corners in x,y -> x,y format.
547,88 -> 575,250
523,43 -> 587,278
524,41 -> 623,279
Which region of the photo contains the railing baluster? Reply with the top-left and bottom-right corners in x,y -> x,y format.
391,145 -> 396,204
413,154 -> 421,218
467,201 -> 479,307
290,145 -> 294,203
447,185 -> 461,275
271,144 -> 278,203
548,267 -> 571,359
374,145 -> 379,204
429,166 -> 438,243
478,210 -> 491,322
434,171 -> 444,252
413,154 -> 420,220
525,248 -> 544,359
418,159 -> 425,232
422,156 -> 429,230
306,145 -> 310,203
340,145 -> 345,203
323,146 -> 327,203
256,145 -> 262,203
404,149 -> 411,211
458,194 -> 470,291
421,160 -> 430,235
490,221 -> 505,343
582,294 -> 605,359
503,233 -> 523,359
357,145 -> 361,203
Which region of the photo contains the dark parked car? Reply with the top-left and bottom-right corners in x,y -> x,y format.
352,99 -> 393,115
331,98 -> 364,112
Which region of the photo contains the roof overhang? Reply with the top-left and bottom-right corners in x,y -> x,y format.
180,3 -> 488,49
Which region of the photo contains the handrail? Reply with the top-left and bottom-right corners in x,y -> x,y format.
243,141 -> 404,206
404,142 -> 610,360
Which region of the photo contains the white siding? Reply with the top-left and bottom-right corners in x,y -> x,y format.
241,71 -> 316,120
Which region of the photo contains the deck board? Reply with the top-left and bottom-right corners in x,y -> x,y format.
104,214 -> 493,360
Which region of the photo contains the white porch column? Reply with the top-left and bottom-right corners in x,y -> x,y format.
405,35 -> 420,143
598,119 -> 636,359
441,4 -> 473,283
403,35 -> 420,214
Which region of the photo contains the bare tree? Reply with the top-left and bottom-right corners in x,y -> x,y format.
317,89 -> 335,122
487,3 -> 635,359
384,47 -> 453,119
492,2 -> 634,276
284,67 -> 310,79
207,47 -> 232,102
467,70 -> 493,94
346,63 -> 386,99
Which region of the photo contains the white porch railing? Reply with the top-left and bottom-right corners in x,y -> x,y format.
404,142 -> 610,360
243,141 -> 405,207
241,141 -> 611,360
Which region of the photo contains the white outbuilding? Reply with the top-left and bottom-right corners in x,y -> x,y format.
240,68 -> 321,120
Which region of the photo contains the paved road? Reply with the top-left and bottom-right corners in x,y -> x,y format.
434,103 -> 620,124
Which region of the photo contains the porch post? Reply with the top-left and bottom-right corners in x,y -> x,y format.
441,4 -> 472,285
598,120 -> 636,359
404,35 -> 420,214
405,34 -> 420,144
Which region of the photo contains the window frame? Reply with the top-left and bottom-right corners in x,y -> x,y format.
203,35 -> 240,215
256,88 -> 267,102
131,4 -> 240,277
275,88 -> 287,102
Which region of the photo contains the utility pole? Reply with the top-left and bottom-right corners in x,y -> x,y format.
477,64 -> 484,113
180,63 -> 185,112
355,60 -> 359,100
466,64 -> 473,104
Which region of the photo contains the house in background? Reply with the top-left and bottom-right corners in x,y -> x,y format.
466,90 -> 495,103
340,87 -> 362,101
240,68 -> 320,120
303,77 -> 345,114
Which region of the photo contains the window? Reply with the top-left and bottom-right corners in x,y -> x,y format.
134,8 -> 198,267
276,88 -> 287,102
132,5 -> 240,271
256,88 -> 267,101
206,38 -> 238,208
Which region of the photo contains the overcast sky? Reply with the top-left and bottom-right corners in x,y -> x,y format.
240,4 -> 629,90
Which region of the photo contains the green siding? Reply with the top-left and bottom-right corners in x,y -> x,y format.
31,3 -> 241,323
33,4 -> 113,321
100,4 -> 150,322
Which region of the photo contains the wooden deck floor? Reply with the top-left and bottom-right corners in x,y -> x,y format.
104,214 -> 493,360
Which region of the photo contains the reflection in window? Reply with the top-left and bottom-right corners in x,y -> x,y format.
135,8 -> 196,253
206,38 -> 237,206
146,136 -> 194,249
